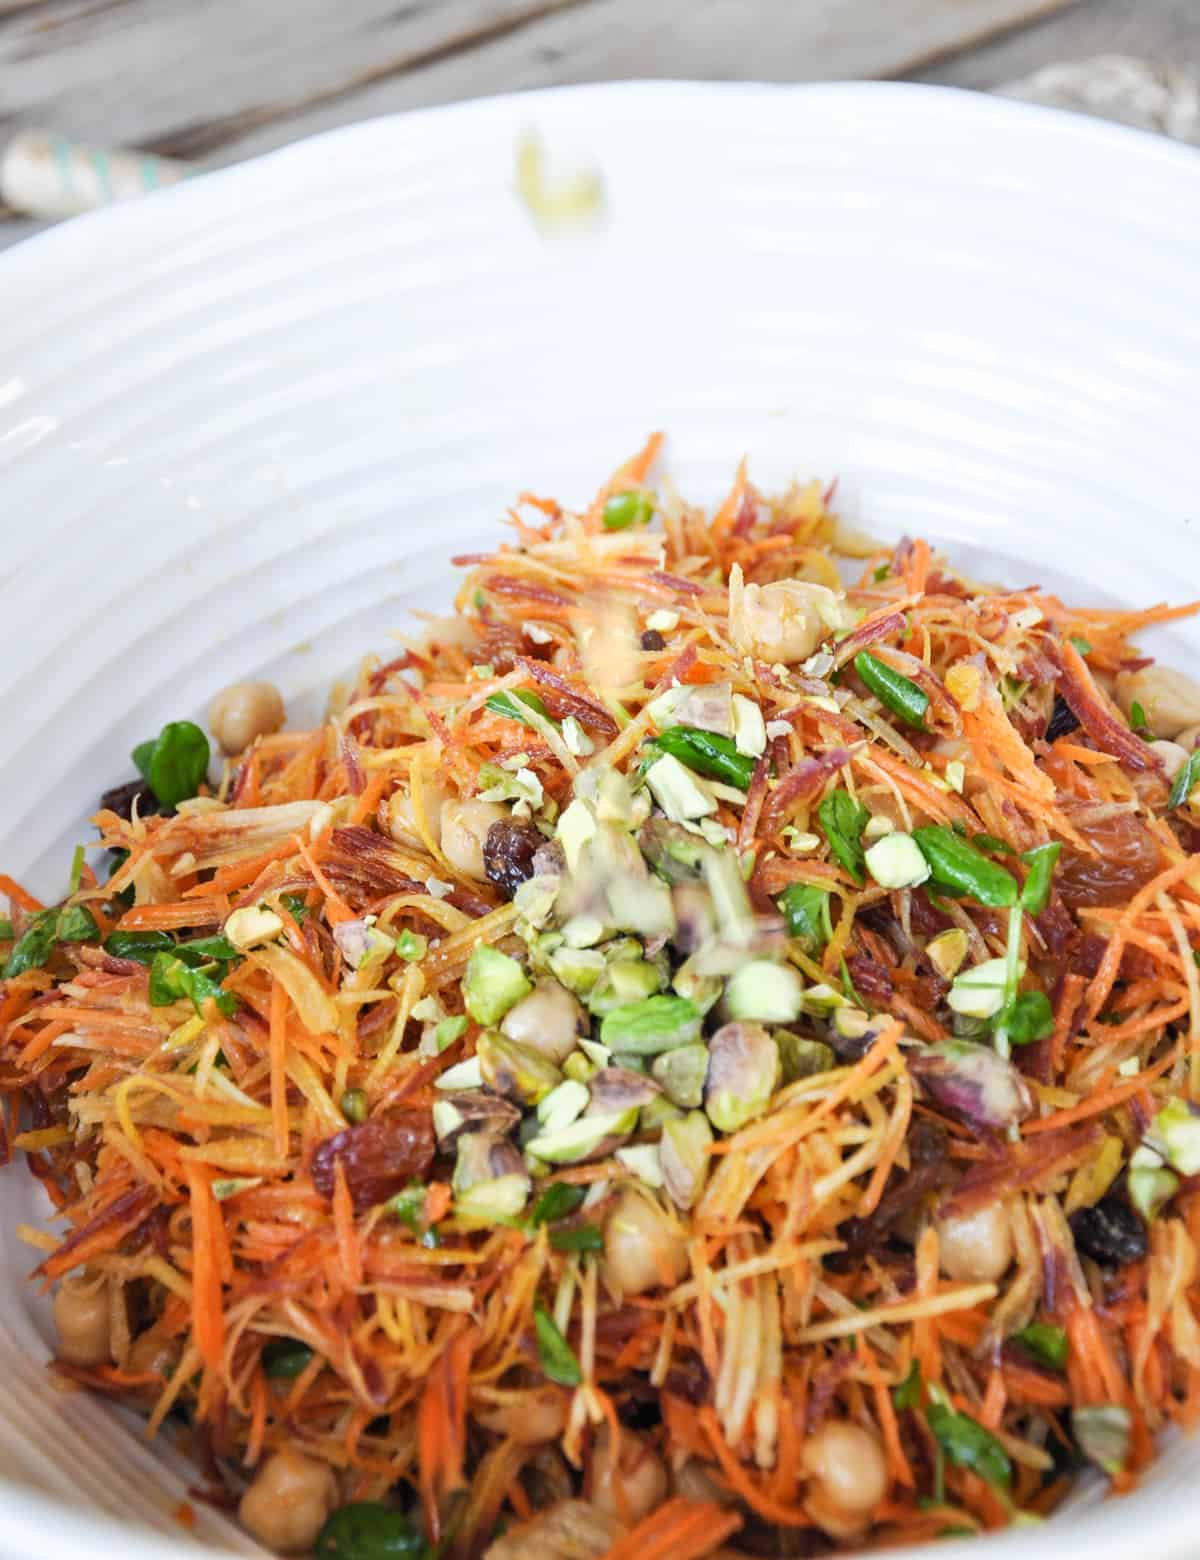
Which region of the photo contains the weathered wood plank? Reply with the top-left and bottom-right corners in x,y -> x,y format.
0,0 -> 1075,171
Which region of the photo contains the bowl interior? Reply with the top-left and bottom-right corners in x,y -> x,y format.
1,79 -> 1199,1559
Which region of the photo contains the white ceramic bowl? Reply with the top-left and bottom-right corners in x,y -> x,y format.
1,80 -> 1199,1560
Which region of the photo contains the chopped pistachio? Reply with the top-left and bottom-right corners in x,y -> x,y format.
926,928 -> 969,980
561,913 -> 611,949
704,1022 -> 781,1133
862,814 -> 896,842
455,1173 -> 531,1222
561,715 -> 595,757
646,608 -> 679,632
476,1030 -> 562,1105
799,982 -> 847,1016
671,960 -> 723,1015
701,845 -> 756,945
639,1095 -> 686,1132
947,956 -> 1018,1020
578,1037 -> 612,1069
436,1056 -> 484,1090
1128,1144 -> 1178,1221
615,1143 -> 665,1188
1072,1404 -> 1131,1478
452,1130 -> 528,1198
556,797 -> 597,873
587,1065 -> 662,1115
537,1078 -> 591,1132
223,904 -> 284,950
945,759 -> 966,794
908,1040 -> 1033,1131
639,817 -> 708,883
562,1051 -> 597,1083
724,959 -> 804,1023
865,831 -> 930,890
548,945 -> 607,994
606,874 -> 676,939
651,1043 -> 710,1108
587,958 -> 664,1017
661,1111 -> 713,1210
525,1107 -> 638,1164
731,693 -> 767,758
464,945 -> 532,1025
645,753 -> 718,822
600,994 -> 702,1056
1148,1098 -> 1200,1176
776,1032 -> 835,1083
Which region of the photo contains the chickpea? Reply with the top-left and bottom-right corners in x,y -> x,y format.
238,1448 -> 338,1554
729,576 -> 843,666
1149,739 -> 1190,780
500,980 -> 587,1064
440,798 -> 508,880
934,1201 -> 1012,1284
208,680 -> 285,756
603,1189 -> 688,1298
384,775 -> 451,849
803,1420 -> 888,1536
1115,667 -> 1200,741
474,1387 -> 567,1444
53,1275 -> 111,1367
127,1327 -> 180,1389
588,1426 -> 669,1522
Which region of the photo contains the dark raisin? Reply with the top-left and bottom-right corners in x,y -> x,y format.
640,628 -> 666,651
99,777 -> 165,821
310,1111 -> 435,1211
482,817 -> 542,898
1069,1195 -> 1148,1266
1045,695 -> 1080,743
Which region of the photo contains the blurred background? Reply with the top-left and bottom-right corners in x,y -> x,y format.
0,0 -> 1196,247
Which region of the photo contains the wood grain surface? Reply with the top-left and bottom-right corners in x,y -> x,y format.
1,0 -> 1197,249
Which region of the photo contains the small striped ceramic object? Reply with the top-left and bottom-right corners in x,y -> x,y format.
0,128 -> 188,218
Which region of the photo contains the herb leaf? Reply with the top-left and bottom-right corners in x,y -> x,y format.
549,1223 -> 604,1253
530,1182 -> 588,1225
148,951 -> 237,1017
1003,989 -> 1054,1046
103,929 -> 174,965
854,651 -> 929,730
3,902 -> 100,978
1169,749 -> 1200,810
485,690 -> 551,729
777,882 -> 832,952
913,826 -> 1019,908
818,791 -> 869,885
1019,842 -> 1061,916
926,1400 -> 1012,1490
55,904 -> 100,943
262,1339 -> 316,1379
533,1303 -> 583,1386
656,726 -> 756,790
1013,1322 -> 1068,1372
893,1359 -> 922,1409
145,721 -> 210,807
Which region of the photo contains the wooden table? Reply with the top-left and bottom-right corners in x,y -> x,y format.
0,0 -> 1196,247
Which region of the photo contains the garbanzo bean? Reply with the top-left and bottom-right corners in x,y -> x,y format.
208,680 -> 285,756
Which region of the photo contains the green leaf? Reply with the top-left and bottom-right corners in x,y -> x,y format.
777,882 -> 832,952
893,1359 -> 922,1409
55,904 -> 99,943
1129,700 -> 1147,732
148,951 -> 237,1017
872,564 -> 891,583
1019,843 -> 1061,916
395,930 -> 428,962
131,739 -> 157,781
144,720 -> 210,807
913,826 -> 1019,908
103,929 -> 174,966
655,726 -> 756,790
485,689 -> 551,729
2,910 -> 58,977
1069,636 -> 1092,656
68,845 -> 85,894
549,1223 -> 604,1253
854,650 -> 929,730
1013,1322 -> 1068,1372
533,1303 -> 583,1386
176,933 -> 240,965
385,1182 -> 428,1231
280,893 -> 309,922
818,791 -> 869,885
1002,989 -> 1054,1046
261,1339 -> 316,1379
926,1400 -> 1012,1490
0,919 -> 12,940
314,1502 -> 430,1560
602,490 -> 655,531
530,1182 -> 588,1225
972,833 -> 1016,857
1169,749 -> 1200,810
